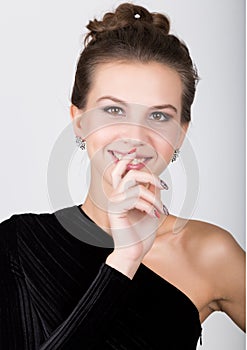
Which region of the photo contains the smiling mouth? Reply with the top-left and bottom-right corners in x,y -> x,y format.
108,150 -> 153,165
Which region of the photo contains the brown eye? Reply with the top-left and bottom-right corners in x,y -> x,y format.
104,106 -> 125,116
149,111 -> 170,121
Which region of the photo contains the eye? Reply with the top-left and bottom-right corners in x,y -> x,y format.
149,111 -> 171,122
103,106 -> 126,117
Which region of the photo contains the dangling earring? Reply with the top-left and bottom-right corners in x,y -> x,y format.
171,149 -> 180,162
75,136 -> 86,150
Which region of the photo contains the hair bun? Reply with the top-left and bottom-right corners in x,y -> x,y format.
85,3 -> 170,44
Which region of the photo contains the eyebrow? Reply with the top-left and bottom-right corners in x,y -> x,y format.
96,96 -> 178,114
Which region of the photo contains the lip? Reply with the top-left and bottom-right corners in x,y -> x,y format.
107,149 -> 153,169
126,162 -> 146,171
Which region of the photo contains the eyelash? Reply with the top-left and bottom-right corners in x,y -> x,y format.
103,106 -> 171,121
149,111 -> 171,122
103,106 -> 126,116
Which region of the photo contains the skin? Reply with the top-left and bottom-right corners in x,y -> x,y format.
71,61 -> 245,331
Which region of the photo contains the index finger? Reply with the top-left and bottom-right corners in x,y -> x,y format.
111,149 -> 136,189
117,170 -> 163,194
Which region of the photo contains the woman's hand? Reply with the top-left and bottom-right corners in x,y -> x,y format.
105,150 -> 169,279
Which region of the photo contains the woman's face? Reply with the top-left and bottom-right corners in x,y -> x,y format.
72,61 -> 188,189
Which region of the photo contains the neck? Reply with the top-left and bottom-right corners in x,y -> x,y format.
80,169 -> 113,234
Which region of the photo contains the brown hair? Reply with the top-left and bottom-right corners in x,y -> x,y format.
71,3 -> 199,123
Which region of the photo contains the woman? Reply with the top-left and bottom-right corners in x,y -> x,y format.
0,2 -> 245,349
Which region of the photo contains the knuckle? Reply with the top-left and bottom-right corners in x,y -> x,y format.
124,169 -> 135,178
123,179 -> 135,190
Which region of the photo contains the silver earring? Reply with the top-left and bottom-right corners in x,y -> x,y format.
75,136 -> 86,150
171,149 -> 180,162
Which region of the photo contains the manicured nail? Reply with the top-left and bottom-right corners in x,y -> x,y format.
163,204 -> 169,216
128,148 -> 137,154
160,179 -> 169,190
154,208 -> 161,219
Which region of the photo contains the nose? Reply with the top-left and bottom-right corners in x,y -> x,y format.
122,138 -> 145,147
119,124 -> 149,147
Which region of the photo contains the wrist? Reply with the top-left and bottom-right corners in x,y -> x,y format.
105,251 -> 141,280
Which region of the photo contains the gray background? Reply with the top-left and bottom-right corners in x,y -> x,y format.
0,0 -> 245,348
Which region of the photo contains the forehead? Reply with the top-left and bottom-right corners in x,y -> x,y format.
86,61 -> 183,110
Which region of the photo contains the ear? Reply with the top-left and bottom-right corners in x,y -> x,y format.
176,122 -> 189,149
70,104 -> 85,138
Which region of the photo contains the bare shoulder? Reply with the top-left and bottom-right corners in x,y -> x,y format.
172,216 -> 245,255
170,215 -> 245,291
177,216 -> 246,331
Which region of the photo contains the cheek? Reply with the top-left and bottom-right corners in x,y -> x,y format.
86,128 -> 113,154
152,122 -> 183,149
154,140 -> 174,169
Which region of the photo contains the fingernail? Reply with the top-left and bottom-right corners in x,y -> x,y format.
163,204 -> 169,216
154,208 -> 161,219
160,179 -> 169,190
128,148 -> 136,154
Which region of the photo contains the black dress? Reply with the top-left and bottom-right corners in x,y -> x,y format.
0,204 -> 202,349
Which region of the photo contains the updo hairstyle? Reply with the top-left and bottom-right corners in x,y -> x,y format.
71,3 -> 199,123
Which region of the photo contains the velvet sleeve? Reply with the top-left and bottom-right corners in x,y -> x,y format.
40,263 -> 131,349
0,215 -> 131,350
0,215 -> 44,349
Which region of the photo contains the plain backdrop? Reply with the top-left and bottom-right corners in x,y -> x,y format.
0,0 -> 245,349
